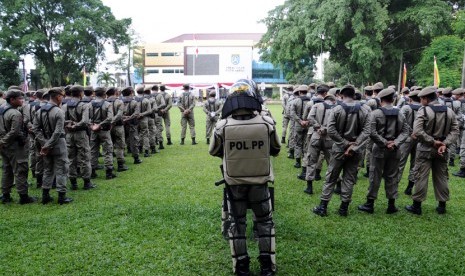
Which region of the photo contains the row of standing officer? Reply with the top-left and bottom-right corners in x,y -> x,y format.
281,82 -> 458,216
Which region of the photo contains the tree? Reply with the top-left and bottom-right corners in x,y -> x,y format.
0,50 -> 20,90
413,35 -> 464,87
258,0 -> 454,85
97,72 -> 116,87
0,0 -> 131,86
106,29 -> 143,87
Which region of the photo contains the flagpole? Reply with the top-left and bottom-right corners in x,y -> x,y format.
397,52 -> 403,94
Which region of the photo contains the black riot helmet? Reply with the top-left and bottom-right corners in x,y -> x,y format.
221,79 -> 262,119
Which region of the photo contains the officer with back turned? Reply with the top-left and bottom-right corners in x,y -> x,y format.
357,87 -> 409,214
0,89 -> 37,204
62,85 -> 95,190
209,79 -> 280,276
32,87 -> 73,205
313,85 -> 371,217
406,86 -> 459,215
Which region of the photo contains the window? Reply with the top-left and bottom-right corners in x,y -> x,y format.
162,69 -> 175,74
174,69 -> 184,74
161,52 -> 175,57
146,69 -> 159,74
146,52 -> 158,57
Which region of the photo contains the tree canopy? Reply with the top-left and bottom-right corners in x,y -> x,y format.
0,0 -> 131,86
259,0 -> 455,86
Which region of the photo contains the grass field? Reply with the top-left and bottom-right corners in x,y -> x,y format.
1,103 -> 465,275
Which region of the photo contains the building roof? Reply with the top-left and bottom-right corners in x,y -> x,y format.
163,33 -> 263,43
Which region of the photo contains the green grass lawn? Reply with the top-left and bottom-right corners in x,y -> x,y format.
1,104 -> 465,275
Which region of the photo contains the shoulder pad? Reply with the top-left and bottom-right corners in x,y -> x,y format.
380,107 -> 399,116
91,101 -> 104,108
29,101 -> 40,107
215,119 -> 227,130
80,98 -> 91,103
313,98 -> 324,104
122,98 -> 132,103
66,99 -> 79,108
429,105 -> 447,113
340,103 -> 361,113
262,115 -> 275,125
0,106 -> 11,116
323,102 -> 335,110
135,97 -> 144,103
107,98 -> 115,103
409,104 -> 421,111
41,103 -> 56,112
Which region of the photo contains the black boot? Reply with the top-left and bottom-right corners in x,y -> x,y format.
151,146 -> 156,154
297,167 -> 307,180
304,181 -> 313,195
235,256 -> 250,276
70,177 -> 78,191
206,138 -> 210,145
386,198 -> 399,214
436,201 -> 447,214
313,200 -> 329,217
2,193 -> 13,204
363,167 -> 370,178
144,150 -> 150,157
453,167 -> 465,178
281,137 -> 285,144
315,169 -> 322,181
192,138 -> 197,145
159,141 -> 164,149
83,178 -> 96,190
404,181 -> 414,195
167,138 -> 172,145
258,255 -> 275,276
52,178 -> 56,189
180,138 -> 185,145
58,192 -> 73,205
294,158 -> 301,168
41,189 -> 53,205
405,200 -> 422,215
133,156 -> 142,164
334,181 -> 342,195
91,169 -> 97,179
449,158 -> 455,167
36,174 -> 43,189
358,198 -> 375,214
338,201 -> 350,217
19,193 -> 37,205
106,169 -> 117,180
117,161 -> 128,172
287,149 -> 294,159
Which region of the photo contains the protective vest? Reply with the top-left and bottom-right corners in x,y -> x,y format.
222,116 -> 273,185
408,104 -> 421,128
443,98 -> 453,108
0,105 -> 13,135
379,107 -> 400,140
65,100 -> 83,122
424,105 -> 449,141
28,101 -> 41,125
339,103 -> 363,140
38,103 -> 58,139
91,101 -> 105,123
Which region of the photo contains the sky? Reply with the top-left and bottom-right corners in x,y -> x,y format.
101,0 -> 285,43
